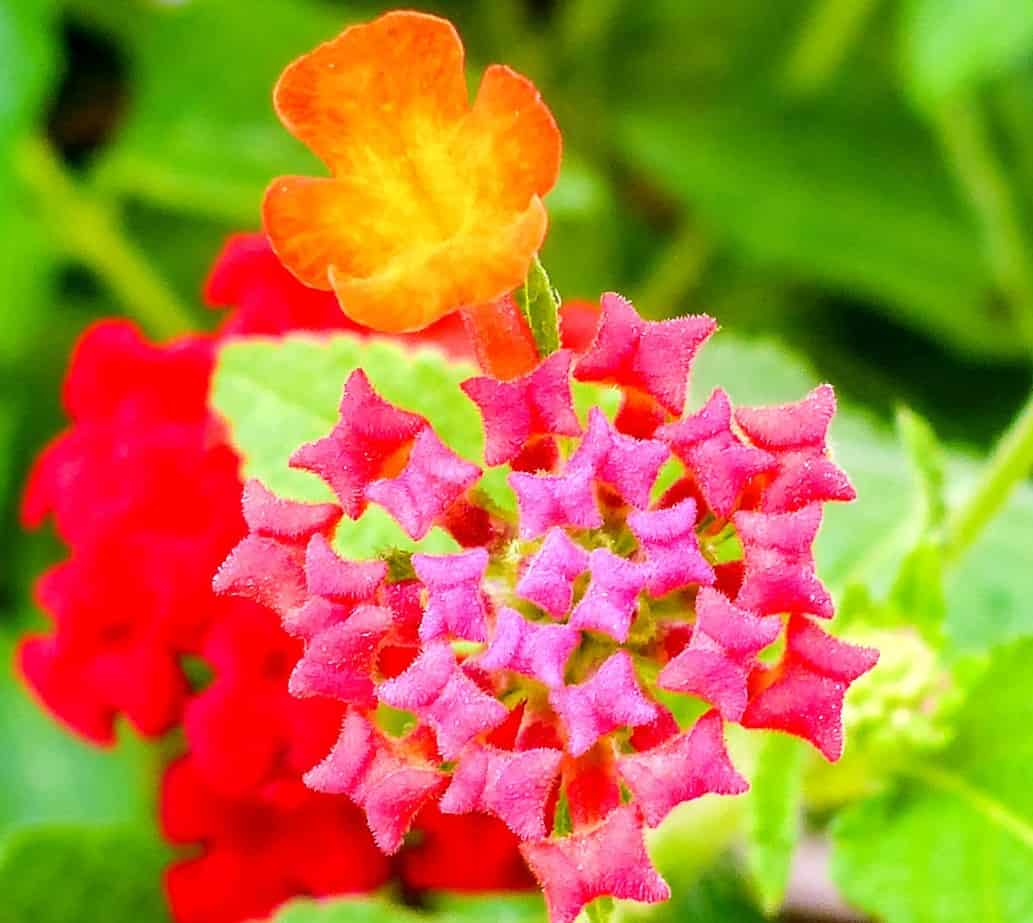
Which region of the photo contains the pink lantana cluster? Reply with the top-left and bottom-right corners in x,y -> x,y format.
217,292 -> 877,923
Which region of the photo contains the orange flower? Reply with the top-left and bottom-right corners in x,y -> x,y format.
263,10 -> 562,333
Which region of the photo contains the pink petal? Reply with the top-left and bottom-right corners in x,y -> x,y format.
659,647 -> 750,721
735,384 -> 837,450
735,385 -> 855,514
573,293 -> 716,416
377,644 -> 508,759
695,587 -> 782,659
241,479 -> 342,541
288,604 -> 392,706
734,506 -> 832,618
412,548 -> 489,643
516,528 -> 590,618
741,616 -> 878,761
760,449 -> 857,513
569,548 -> 647,643
461,351 -> 581,466
618,711 -> 748,826
509,468 -> 603,540
568,408 -> 670,509
628,498 -> 715,596
366,428 -> 482,540
658,390 -> 775,518
478,606 -> 579,688
290,370 -> 426,519
520,805 -> 670,923
304,711 -> 447,854
212,534 -> 305,614
550,651 -> 658,757
440,743 -> 563,840
282,595 -> 349,641
304,533 -> 387,602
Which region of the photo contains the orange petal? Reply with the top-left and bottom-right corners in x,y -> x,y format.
460,64 -> 562,208
274,11 -> 467,171
329,198 -> 548,333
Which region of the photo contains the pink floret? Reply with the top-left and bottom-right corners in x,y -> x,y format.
569,548 -> 647,643
573,293 -> 715,417
617,710 -> 748,826
440,743 -> 563,840
365,427 -> 482,540
628,498 -> 715,596
658,389 -> 775,518
509,468 -> 603,540
461,350 -> 582,467
478,606 -> 579,688
377,644 -> 508,759
290,370 -> 425,519
412,548 -> 489,643
521,805 -> 671,923
550,651 -> 658,757
516,528 -> 590,618
568,408 -> 670,509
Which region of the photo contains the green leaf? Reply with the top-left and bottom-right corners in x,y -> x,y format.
515,256 -> 562,357
745,734 -> 806,915
0,631 -> 154,835
90,0 -> 343,224
621,861 -> 766,923
617,99 -> 1024,360
0,0 -> 59,143
832,639 -> 1033,923
0,824 -> 170,922
210,333 -> 505,558
904,0 -> 1033,103
270,895 -> 544,923
271,899 -> 420,923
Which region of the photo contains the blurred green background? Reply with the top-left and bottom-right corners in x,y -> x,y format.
3,0 -> 1033,921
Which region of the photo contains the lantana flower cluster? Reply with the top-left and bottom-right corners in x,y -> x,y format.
217,290 -> 877,923
20,8 -> 879,923
20,235 -> 542,923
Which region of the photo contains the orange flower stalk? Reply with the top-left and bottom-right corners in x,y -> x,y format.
264,10 -> 562,333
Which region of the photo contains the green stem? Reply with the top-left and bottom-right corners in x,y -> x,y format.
15,136 -> 196,340
930,96 -> 1033,351
944,387 -> 1033,564
633,222 -> 711,320
783,0 -> 882,93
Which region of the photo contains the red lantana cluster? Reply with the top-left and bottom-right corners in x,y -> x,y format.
19,235 -> 539,922
217,292 -> 878,923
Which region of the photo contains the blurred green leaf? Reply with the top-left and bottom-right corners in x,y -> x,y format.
618,99 -> 1023,359
0,0 -> 59,142
745,734 -> 805,915
271,900 -> 422,923
91,0 -> 345,224
0,0 -> 60,364
270,894 -> 543,923
621,861 -> 765,923
832,638 -> 1033,923
0,632 -> 154,834
211,333 -> 502,558
0,823 -> 169,922
904,0 -> 1033,102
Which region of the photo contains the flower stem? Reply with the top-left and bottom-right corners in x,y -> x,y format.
944,387 -> 1033,564
460,299 -> 541,380
930,95 -> 1033,351
15,136 -> 196,340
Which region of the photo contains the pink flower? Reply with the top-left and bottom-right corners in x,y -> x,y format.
215,292 -> 875,923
